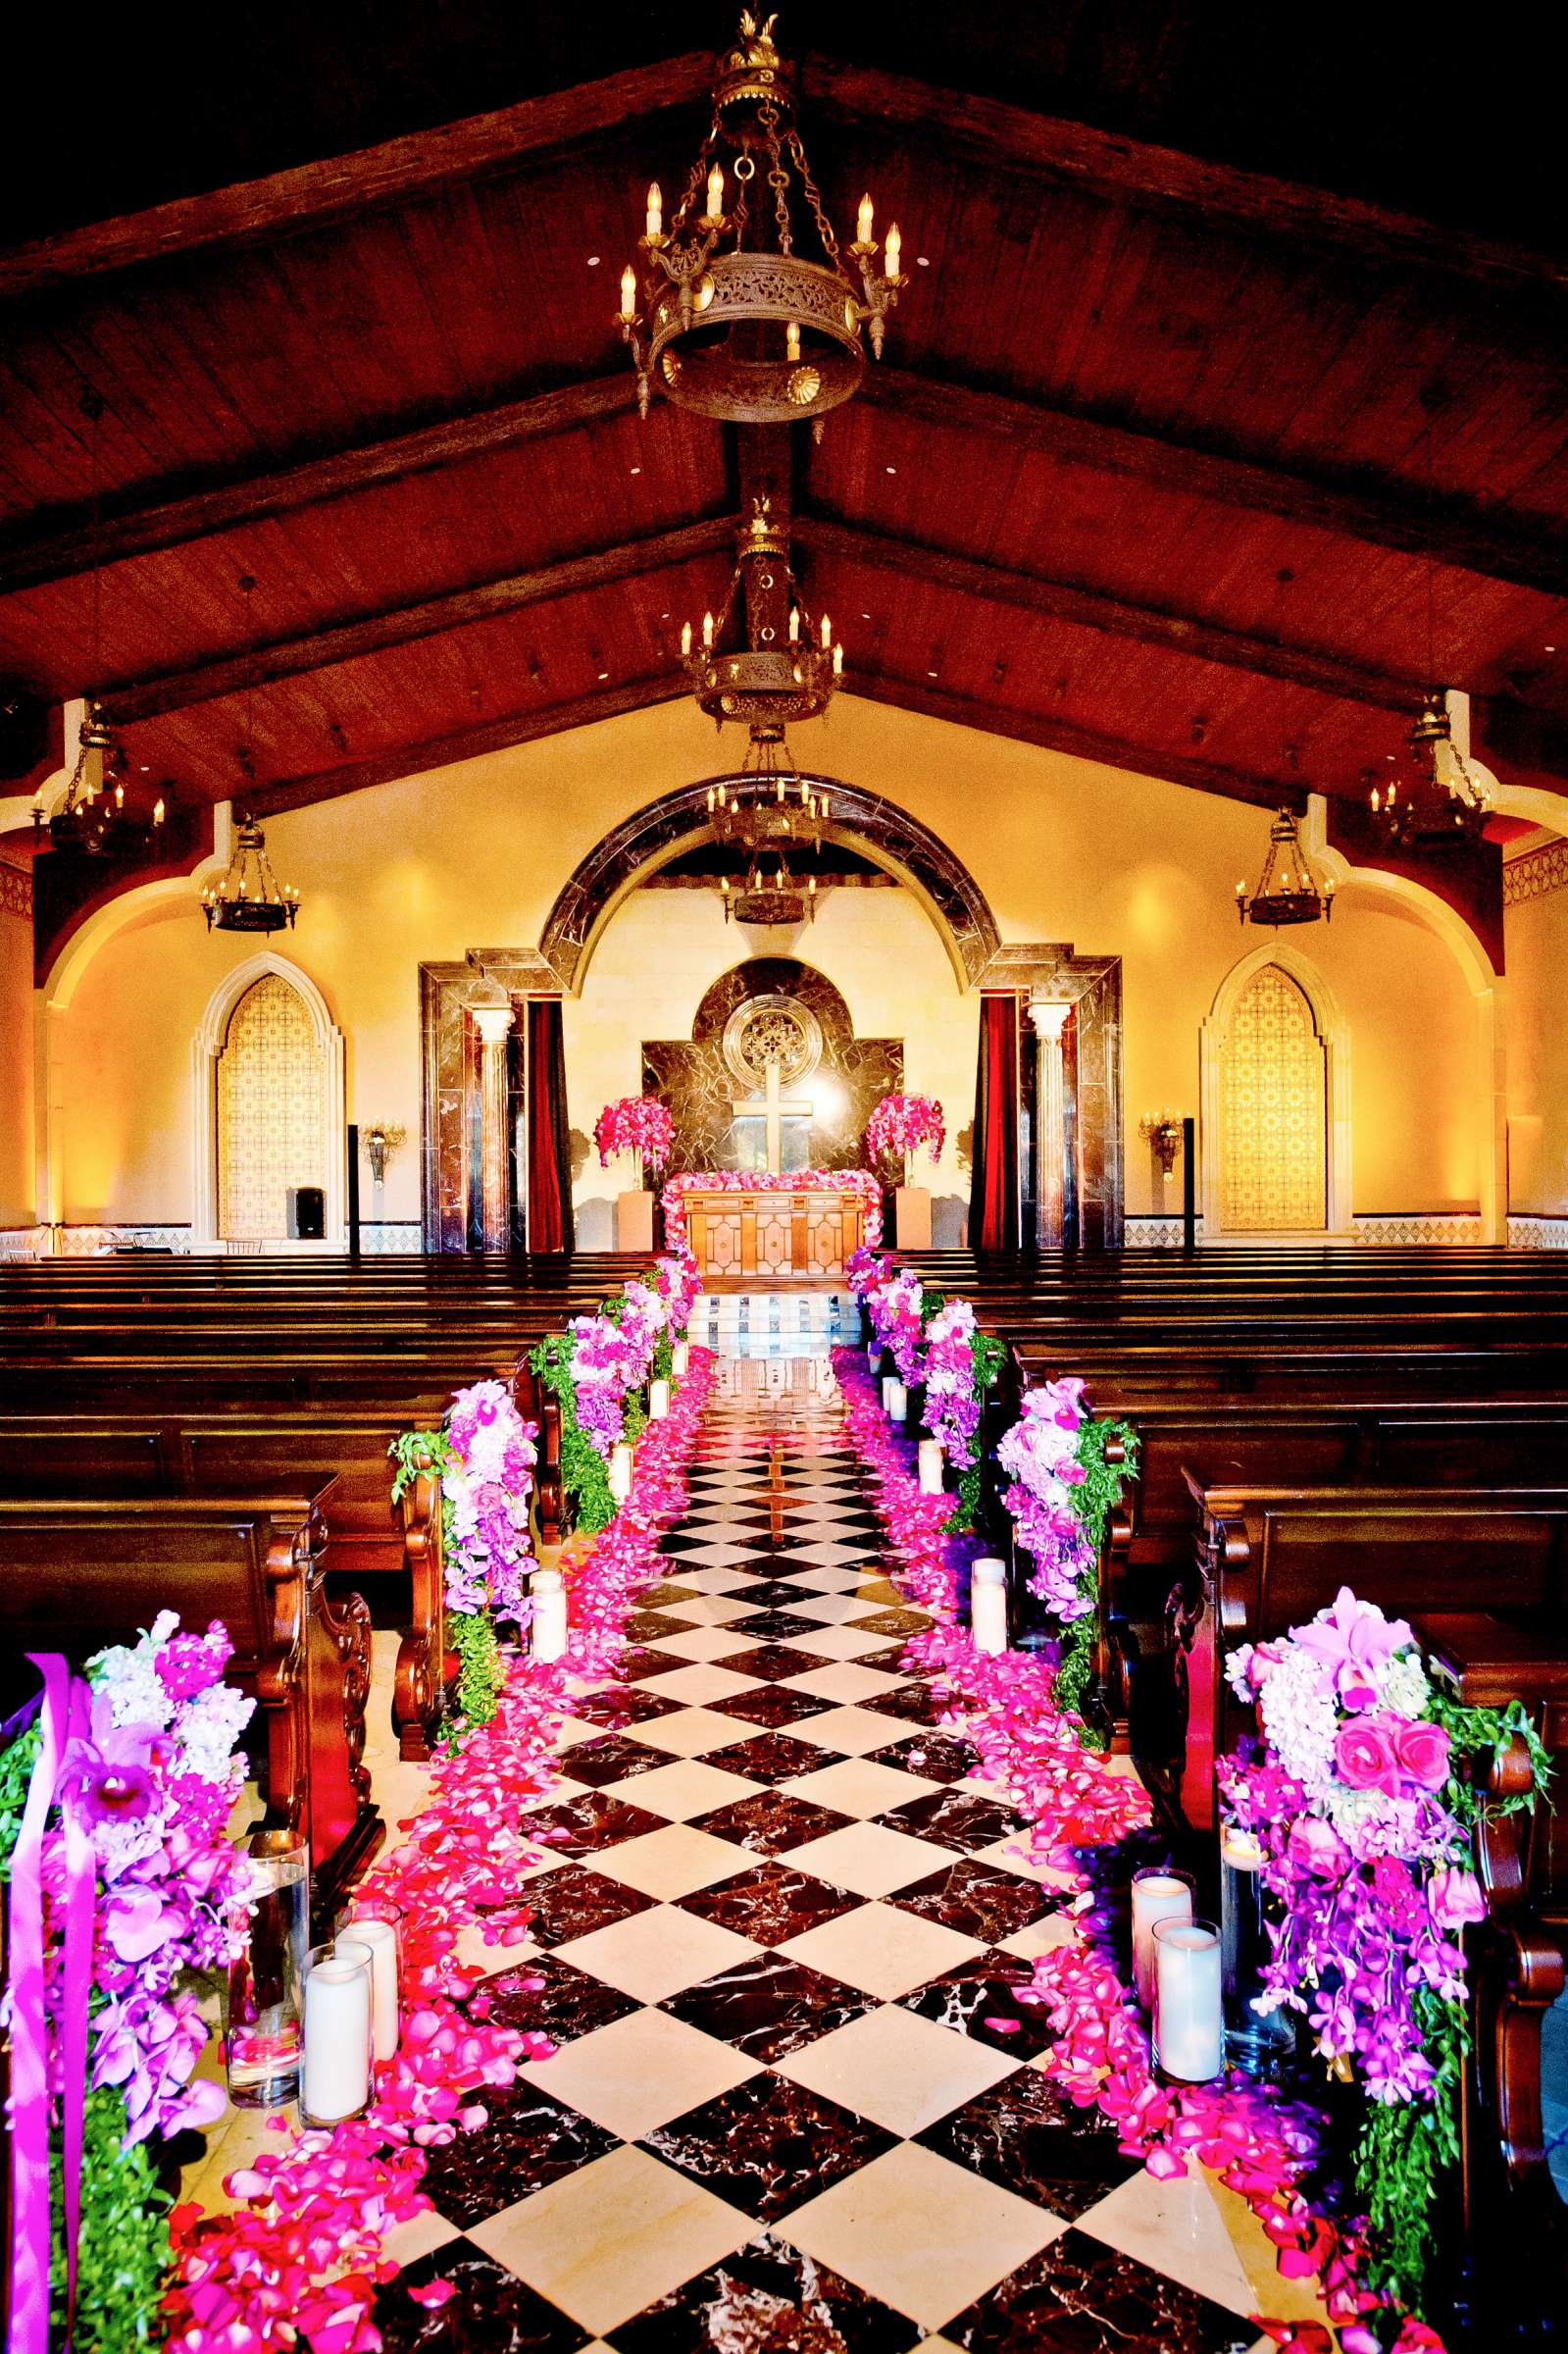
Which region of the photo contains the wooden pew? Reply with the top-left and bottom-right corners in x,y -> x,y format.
0,1482 -> 382,1909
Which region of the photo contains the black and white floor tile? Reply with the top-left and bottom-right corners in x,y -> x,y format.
372,1357 -> 1285,2352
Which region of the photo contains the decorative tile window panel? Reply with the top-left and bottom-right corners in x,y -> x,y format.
1220,964 -> 1326,1232
216,975 -> 328,1239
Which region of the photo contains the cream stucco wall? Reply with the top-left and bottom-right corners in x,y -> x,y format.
42,693 -> 1488,1232
1503,870 -> 1568,1214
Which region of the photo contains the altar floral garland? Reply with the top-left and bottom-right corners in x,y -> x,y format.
865,1091 -> 945,1166
995,1377 -> 1138,1731
660,1166 -> 883,1252
168,1353 -> 716,2354
1224,1591 -> 1549,2308
831,1348 -> 1456,2354
592,1095 -> 675,1172
390,1380 -> 538,1740
0,1615 -> 256,2351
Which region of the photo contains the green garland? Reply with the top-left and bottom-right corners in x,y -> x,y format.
530,1331 -> 615,1534
388,1427 -> 506,1741
1353,1695 -> 1551,2308
940,1330 -> 1008,1537
1051,1415 -> 1138,1743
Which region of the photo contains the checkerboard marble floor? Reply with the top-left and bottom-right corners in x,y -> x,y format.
371,1357 -> 1279,2352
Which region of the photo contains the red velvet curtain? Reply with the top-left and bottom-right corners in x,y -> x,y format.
967,993 -> 1020,1250
526,998 -> 575,1253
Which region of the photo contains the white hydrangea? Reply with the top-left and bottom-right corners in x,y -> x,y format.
89,1623 -> 177,1731
1256,1643 -> 1340,1789
1381,1649 -> 1430,1717
178,1682 -> 256,1783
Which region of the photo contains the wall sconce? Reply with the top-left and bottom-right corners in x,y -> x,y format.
1138,1111 -> 1183,1181
361,1122 -> 406,1188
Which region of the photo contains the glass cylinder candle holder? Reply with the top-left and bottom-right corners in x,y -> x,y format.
1220,1826 -> 1296,2074
341,1898 -> 403,2064
917,1438 -> 945,1494
1131,1867 -> 1195,2013
672,1339 -> 689,1379
647,1376 -> 671,1420
608,1441 -> 633,1502
531,1564 -> 569,1663
882,1375 -> 908,1422
301,1938 -> 375,2126
970,1557 -> 1008,1656
226,1830 -> 309,2107
1153,1916 -> 1224,2082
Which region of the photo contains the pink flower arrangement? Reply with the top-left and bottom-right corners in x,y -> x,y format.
653,1248 -> 701,1333
441,1380 -> 537,1621
923,1296 -> 984,1467
661,1167 -> 883,1252
995,1378 -> 1096,1620
865,1092 -> 945,1167
169,1356 -> 716,2353
593,1096 -> 675,1173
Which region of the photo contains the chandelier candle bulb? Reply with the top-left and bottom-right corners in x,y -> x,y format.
970,1557 -> 1008,1655
857,193 -> 874,244
702,611 -> 714,648
1153,1918 -> 1224,2082
645,181 -> 662,239
918,1438 -> 944,1494
300,1940 -> 374,2126
885,224 -> 901,277
706,162 -> 725,221
620,266 -> 637,320
608,1441 -> 633,1504
785,321 -> 801,362
154,797 -> 165,825
648,1376 -> 671,1420
820,612 -> 832,649
530,1565 -> 568,1663
833,642 -> 843,676
342,1904 -> 401,2064
788,606 -> 800,643
1131,1868 -> 1196,2012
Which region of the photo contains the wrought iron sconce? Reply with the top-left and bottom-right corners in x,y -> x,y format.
361,1122 -> 406,1188
1138,1111 -> 1183,1181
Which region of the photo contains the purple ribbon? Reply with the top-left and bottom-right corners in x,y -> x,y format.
6,1659 -> 97,2352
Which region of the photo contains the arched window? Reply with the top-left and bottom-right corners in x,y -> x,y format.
1200,947 -> 1348,1236
217,975 -> 328,1239
192,954 -> 345,1249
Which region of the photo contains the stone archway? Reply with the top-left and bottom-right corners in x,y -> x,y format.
537,772 -> 1002,995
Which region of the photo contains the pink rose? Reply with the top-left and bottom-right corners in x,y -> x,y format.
1392,1715 -> 1450,1792
1334,1719 -> 1402,1796
1287,1817 -> 1349,1880
1428,1867 -> 1487,1928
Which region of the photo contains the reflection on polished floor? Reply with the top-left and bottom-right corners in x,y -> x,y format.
363,1351 -> 1287,2353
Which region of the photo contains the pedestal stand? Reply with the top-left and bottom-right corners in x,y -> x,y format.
615,1188 -> 655,1252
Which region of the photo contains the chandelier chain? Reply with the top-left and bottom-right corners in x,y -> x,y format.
670,124 -> 721,240
786,129 -> 840,268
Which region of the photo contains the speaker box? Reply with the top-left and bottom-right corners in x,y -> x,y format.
287,1185 -> 326,1241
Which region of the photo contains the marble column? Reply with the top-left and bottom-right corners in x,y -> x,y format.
1029,1000 -> 1071,1249
472,1003 -> 515,1252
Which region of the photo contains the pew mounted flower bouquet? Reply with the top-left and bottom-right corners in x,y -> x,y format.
865,1091 -> 945,1183
652,1246 -> 702,1344
0,1618 -> 256,2350
867,1265 -> 928,1384
1223,1587 -> 1550,2312
921,1293 -> 1007,1532
530,1272 -> 683,1541
995,1378 -> 1138,1735
391,1379 -> 537,1739
592,1095 -> 676,1175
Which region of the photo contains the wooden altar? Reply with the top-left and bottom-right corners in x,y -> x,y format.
683,1183 -> 869,1279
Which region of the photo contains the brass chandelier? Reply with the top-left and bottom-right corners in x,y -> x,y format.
681,497 -> 841,729
616,12 -> 907,424
201,816 -> 299,933
1367,691 -> 1492,846
709,723 -> 827,924
1235,807 -> 1336,928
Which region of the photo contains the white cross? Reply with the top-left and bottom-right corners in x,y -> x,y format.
732,1056 -> 812,1173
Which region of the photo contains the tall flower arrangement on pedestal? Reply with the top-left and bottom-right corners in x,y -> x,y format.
391,1380 -> 537,1739
0,1618 -> 256,2349
995,1378 -> 1137,1731
865,1091 -> 944,1180
1224,1589 -> 1548,2311
592,1096 -> 675,1177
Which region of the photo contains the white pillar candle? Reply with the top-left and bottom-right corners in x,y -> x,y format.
301,1940 -> 373,2124
344,1916 -> 400,2063
647,1377 -> 670,1420
1154,1917 -> 1224,2081
608,1441 -> 633,1502
970,1557 -> 1008,1655
918,1438 -> 944,1494
1131,1870 -> 1194,2012
531,1565 -> 568,1663
882,1376 -> 907,1422
672,1340 -> 689,1378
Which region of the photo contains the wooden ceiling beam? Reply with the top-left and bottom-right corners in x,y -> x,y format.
802,58 -> 1568,301
0,375 -> 637,596
0,56 -> 713,298
247,676 -> 686,819
110,518 -> 730,721
852,669 -> 1297,813
797,514 -> 1415,709
860,369 -> 1568,602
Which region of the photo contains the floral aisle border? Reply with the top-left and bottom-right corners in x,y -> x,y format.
531,1253 -> 701,1536
166,1352 -> 716,2354
832,1350 -> 1450,2354
660,1166 -> 884,1254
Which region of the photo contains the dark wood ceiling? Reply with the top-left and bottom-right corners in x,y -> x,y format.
4,2 -> 1568,878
